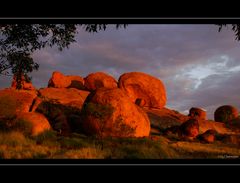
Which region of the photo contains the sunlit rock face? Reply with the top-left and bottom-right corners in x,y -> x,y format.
0,89 -> 50,136
11,74 -> 35,90
0,89 -> 37,115
178,119 -> 199,139
48,71 -> 85,90
16,112 -> 51,136
38,88 -> 89,110
84,72 -> 118,91
118,72 -> 167,109
188,107 -> 207,120
82,88 -> 150,137
214,105 -> 238,123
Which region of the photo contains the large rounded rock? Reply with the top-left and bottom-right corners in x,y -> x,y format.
48,71 -> 71,88
84,72 -> 118,91
0,89 -> 37,117
82,88 -> 150,137
178,119 -> 199,139
188,107 -> 207,120
198,129 -> 217,143
16,112 -> 51,136
118,72 -> 166,109
38,88 -> 90,110
48,71 -> 85,90
214,105 -> 238,123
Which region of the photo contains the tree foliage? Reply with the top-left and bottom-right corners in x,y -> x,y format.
0,24 -> 127,89
217,24 -> 240,41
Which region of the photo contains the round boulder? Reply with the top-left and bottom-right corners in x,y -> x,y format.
214,105 -> 238,123
179,119 -> 199,139
82,88 -> 150,137
188,107 -> 207,120
48,71 -> 85,90
48,71 -> 71,88
118,72 -> 166,109
84,72 -> 118,91
198,129 -> 217,143
0,89 -> 37,116
16,112 -> 51,136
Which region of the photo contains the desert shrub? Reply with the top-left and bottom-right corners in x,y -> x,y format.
0,116 -> 17,132
0,118 -> 32,136
59,136 -> 93,149
53,147 -> 108,159
13,119 -> 33,136
32,130 -> 58,146
0,131 -> 32,146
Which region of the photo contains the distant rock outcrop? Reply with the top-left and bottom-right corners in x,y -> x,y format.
198,120 -> 235,135
11,74 -> 35,90
82,88 -> 150,137
84,72 -> 118,91
188,107 -> 207,120
48,71 -> 85,90
214,105 -> 238,123
118,72 -> 166,109
145,108 -> 189,134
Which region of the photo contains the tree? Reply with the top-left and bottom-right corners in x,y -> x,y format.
0,24 -> 127,89
217,24 -> 240,41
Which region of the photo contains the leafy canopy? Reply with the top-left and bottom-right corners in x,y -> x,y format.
0,24 -> 127,89
217,24 -> 240,41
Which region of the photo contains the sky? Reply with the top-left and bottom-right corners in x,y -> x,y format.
0,24 -> 240,119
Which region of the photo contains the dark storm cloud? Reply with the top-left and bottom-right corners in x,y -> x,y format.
1,24 -> 240,119
172,71 -> 240,119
